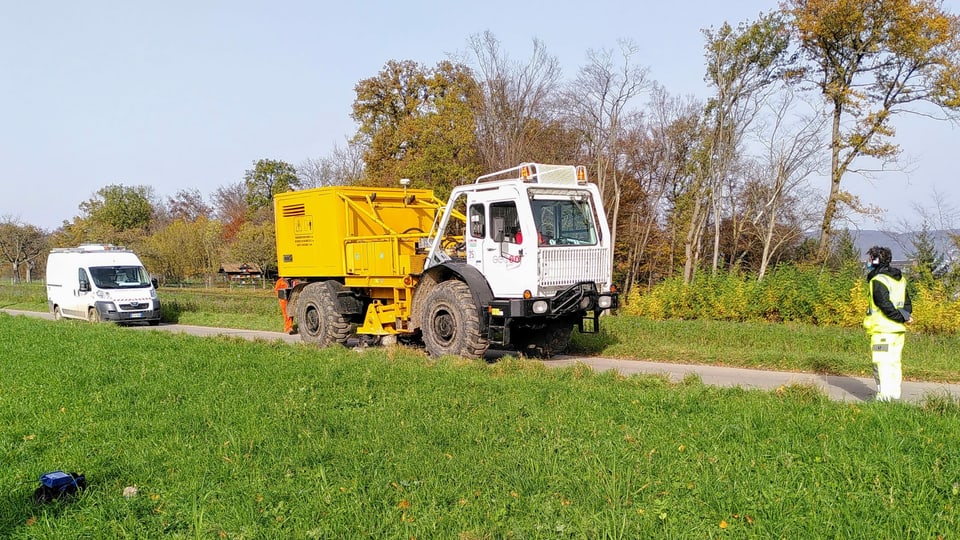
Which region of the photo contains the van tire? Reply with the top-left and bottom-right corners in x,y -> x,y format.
88,307 -> 101,323
53,306 -> 63,321
296,281 -> 352,346
421,280 -> 488,358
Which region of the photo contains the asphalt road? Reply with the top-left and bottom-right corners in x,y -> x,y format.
5,308 -> 959,404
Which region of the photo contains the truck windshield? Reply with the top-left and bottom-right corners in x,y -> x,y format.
89,266 -> 152,289
529,191 -> 598,246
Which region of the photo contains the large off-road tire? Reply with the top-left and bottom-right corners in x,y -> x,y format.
515,321 -> 573,358
88,307 -> 101,323
296,281 -> 353,346
421,280 -> 488,358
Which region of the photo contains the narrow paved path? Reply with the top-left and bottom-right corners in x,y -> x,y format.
5,309 -> 959,404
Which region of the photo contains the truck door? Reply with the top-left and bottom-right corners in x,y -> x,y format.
468,191 -> 537,298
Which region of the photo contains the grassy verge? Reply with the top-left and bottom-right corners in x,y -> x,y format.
2,314 -> 959,538
574,317 -> 960,382
0,282 -> 281,331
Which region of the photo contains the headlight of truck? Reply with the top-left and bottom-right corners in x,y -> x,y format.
597,295 -> 613,309
95,290 -> 112,300
532,300 -> 549,314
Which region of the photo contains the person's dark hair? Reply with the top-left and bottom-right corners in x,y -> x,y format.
866,246 -> 892,266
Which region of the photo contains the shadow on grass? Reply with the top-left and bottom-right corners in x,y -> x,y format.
159,300 -> 188,324
0,483 -> 78,537
570,327 -> 618,355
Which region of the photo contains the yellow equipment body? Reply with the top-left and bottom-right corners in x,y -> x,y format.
274,185 -> 447,336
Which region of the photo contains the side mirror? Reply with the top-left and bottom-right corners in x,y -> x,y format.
78,281 -> 90,293
151,277 -> 159,289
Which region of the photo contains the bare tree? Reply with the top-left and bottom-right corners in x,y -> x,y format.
466,31 -> 562,171
701,12 -> 793,276
211,182 -> 249,242
164,188 -> 212,224
299,140 -> 365,188
622,86 -> 704,290
564,41 -> 650,273
0,216 -> 47,283
750,90 -> 825,279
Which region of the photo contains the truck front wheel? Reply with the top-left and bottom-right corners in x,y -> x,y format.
421,280 -> 489,358
296,281 -> 353,346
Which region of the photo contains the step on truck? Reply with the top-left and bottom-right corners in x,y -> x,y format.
273,163 -> 618,358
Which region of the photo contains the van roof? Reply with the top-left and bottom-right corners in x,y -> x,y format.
50,244 -> 134,254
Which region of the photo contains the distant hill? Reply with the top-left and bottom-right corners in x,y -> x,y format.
845,229 -> 958,263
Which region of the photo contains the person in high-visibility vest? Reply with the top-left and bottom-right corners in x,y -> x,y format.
862,246 -> 912,401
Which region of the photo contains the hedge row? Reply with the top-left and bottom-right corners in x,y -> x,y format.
622,265 -> 960,334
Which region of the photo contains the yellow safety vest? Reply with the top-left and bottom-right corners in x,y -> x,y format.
863,273 -> 907,334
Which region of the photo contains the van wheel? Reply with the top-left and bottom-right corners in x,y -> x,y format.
421,280 -> 488,358
53,306 -> 63,321
88,307 -> 101,323
296,281 -> 353,346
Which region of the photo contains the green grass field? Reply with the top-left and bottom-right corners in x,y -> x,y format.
2,314 -> 959,538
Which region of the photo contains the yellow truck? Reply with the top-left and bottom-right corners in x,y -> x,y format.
273,163 -> 617,358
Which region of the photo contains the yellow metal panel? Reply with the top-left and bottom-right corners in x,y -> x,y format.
275,185 -> 442,280
345,243 -> 368,274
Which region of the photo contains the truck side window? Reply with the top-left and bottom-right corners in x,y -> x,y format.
469,204 -> 485,238
489,202 -> 520,244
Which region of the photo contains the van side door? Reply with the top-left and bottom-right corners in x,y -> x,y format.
69,268 -> 93,318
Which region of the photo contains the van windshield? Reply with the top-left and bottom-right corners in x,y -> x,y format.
89,266 -> 152,289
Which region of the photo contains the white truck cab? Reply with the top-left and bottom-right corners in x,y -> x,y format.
422,163 -> 617,356
46,244 -> 161,325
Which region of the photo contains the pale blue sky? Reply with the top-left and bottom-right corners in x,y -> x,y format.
1,1 -> 957,231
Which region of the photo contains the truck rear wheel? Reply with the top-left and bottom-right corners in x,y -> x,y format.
296,281 -> 353,346
421,280 -> 488,358
53,306 -> 63,321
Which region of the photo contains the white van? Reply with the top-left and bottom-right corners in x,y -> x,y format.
46,244 -> 161,324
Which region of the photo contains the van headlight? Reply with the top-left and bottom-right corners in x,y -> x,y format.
597,295 -> 613,309
532,300 -> 549,314
95,290 -> 112,300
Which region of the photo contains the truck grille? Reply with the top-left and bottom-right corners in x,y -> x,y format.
538,247 -> 610,290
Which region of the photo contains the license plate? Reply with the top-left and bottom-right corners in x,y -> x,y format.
131,312 -> 143,318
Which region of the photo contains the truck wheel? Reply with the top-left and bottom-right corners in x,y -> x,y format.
296,282 -> 353,346
421,280 -> 488,358
53,306 -> 63,321
88,307 -> 101,323
516,321 -> 573,358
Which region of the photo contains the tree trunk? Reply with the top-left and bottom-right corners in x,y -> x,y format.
817,105 -> 844,261
683,192 -> 709,284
